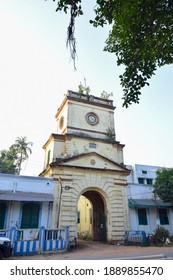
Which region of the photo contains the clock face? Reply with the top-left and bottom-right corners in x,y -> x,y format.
86,113 -> 99,125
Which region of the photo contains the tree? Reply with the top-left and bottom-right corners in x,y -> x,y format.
0,148 -> 17,174
52,0 -> 173,107
100,90 -> 113,100
78,81 -> 91,95
106,127 -> 116,142
11,137 -> 33,175
154,168 -> 173,204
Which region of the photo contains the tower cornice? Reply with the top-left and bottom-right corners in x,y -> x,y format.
55,90 -> 116,119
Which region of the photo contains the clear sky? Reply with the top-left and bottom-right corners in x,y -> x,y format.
0,0 -> 173,176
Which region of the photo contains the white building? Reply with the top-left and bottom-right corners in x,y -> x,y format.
0,173 -> 54,230
127,164 -> 173,235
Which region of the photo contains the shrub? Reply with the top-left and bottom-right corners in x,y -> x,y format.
169,235 -> 173,243
154,226 -> 169,242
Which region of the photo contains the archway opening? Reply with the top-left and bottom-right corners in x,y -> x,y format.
77,190 -> 107,241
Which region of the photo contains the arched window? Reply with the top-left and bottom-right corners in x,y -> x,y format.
21,203 -> 40,229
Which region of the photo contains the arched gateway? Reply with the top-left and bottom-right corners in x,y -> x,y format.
40,91 -> 130,243
80,189 -> 107,241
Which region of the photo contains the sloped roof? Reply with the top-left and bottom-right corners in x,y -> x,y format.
0,190 -> 53,202
129,198 -> 172,208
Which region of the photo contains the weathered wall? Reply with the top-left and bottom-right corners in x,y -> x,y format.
51,167 -> 130,243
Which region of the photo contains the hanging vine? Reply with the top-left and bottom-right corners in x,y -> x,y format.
55,0 -> 83,70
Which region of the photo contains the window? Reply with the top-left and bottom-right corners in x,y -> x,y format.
159,209 -> 169,225
89,143 -> 97,149
138,178 -> 145,184
146,179 -> 153,185
138,208 -> 148,225
89,209 -> 92,224
21,203 -> 40,229
0,203 -> 7,229
77,211 -> 80,224
142,170 -> 147,174
59,116 -> 64,129
47,150 -> 51,165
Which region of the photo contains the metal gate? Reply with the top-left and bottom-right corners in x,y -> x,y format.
99,213 -> 107,241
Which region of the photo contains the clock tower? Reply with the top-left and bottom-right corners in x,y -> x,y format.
41,90 -> 130,244
55,90 -> 115,140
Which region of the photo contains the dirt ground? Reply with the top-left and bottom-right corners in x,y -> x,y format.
10,240 -> 173,260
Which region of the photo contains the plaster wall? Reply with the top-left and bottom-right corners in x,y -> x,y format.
128,207 -> 173,235
2,201 -> 52,230
77,196 -> 92,238
66,101 -> 115,139
51,167 -> 129,243
0,174 -> 54,194
127,184 -> 154,199
50,137 -> 124,164
127,164 -> 162,184
56,101 -> 68,134
44,141 -> 55,168
44,140 -> 66,168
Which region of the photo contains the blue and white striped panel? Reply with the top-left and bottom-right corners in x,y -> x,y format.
14,240 -> 39,255
58,239 -> 65,250
44,239 -> 65,251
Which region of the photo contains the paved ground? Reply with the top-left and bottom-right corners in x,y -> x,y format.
10,240 -> 173,260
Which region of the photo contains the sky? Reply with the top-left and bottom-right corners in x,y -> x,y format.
0,0 -> 173,176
